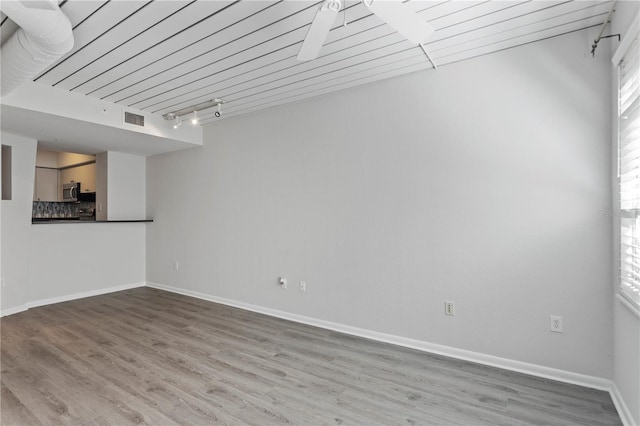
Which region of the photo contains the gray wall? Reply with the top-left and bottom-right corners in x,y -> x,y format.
1,133 -> 37,314
27,223 -> 146,303
147,29 -> 613,379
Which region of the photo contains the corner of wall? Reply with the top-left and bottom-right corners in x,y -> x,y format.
96,151 -> 108,221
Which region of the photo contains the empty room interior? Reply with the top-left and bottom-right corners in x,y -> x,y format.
1,0 -> 639,424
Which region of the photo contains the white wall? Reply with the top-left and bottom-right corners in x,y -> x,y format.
107,151 -> 146,220
610,2 -> 640,424
1,132 -> 37,315
147,29 -> 613,379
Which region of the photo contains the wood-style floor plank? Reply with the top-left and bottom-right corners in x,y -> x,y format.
1,287 -> 622,425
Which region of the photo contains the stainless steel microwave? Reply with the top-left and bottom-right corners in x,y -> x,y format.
62,182 -> 80,202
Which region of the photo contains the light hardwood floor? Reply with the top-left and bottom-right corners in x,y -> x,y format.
1,287 -> 621,425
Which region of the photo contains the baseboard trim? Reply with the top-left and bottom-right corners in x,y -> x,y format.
2,282 -> 146,317
611,382 -> 637,426
25,282 -> 146,310
146,282 -> 612,392
0,304 -> 28,317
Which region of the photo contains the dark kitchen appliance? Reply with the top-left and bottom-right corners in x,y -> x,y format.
78,208 -> 95,221
78,191 -> 96,202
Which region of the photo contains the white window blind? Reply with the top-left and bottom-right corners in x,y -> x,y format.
619,34 -> 640,309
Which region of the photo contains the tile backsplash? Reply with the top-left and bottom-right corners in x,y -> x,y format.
33,201 -> 96,219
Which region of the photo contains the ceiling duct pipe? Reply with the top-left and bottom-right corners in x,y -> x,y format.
0,0 -> 74,97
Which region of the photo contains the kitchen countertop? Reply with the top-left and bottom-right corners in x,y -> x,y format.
33,217 -> 81,222
32,218 -> 153,224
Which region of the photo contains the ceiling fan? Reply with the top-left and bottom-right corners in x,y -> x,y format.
297,0 -> 435,61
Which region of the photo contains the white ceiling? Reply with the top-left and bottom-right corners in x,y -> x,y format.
0,104 -> 200,156
1,0 -> 612,128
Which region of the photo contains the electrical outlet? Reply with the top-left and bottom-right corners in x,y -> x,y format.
299,281 -> 306,292
279,276 -> 287,289
444,301 -> 455,316
174,261 -> 179,271
550,315 -> 563,333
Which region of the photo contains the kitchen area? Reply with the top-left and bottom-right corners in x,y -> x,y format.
33,149 -> 98,222
2,132 -> 151,315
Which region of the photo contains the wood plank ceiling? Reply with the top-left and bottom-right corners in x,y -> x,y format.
1,0 -> 612,126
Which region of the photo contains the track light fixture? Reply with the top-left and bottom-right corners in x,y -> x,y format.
166,113 -> 182,129
163,98 -> 225,127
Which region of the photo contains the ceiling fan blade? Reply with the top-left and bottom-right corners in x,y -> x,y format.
366,0 -> 434,45
297,2 -> 340,61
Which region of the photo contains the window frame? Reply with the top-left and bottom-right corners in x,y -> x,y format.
615,14 -> 640,314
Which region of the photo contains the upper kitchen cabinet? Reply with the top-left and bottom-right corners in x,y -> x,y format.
60,162 -> 96,193
34,149 -> 59,202
34,167 -> 58,202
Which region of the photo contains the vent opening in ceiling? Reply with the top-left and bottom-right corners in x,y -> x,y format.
124,111 -> 145,127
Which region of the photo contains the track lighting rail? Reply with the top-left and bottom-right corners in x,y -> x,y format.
163,98 -> 225,127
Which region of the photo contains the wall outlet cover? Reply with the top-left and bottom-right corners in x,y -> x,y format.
550,315 -> 563,333
445,301 -> 455,316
